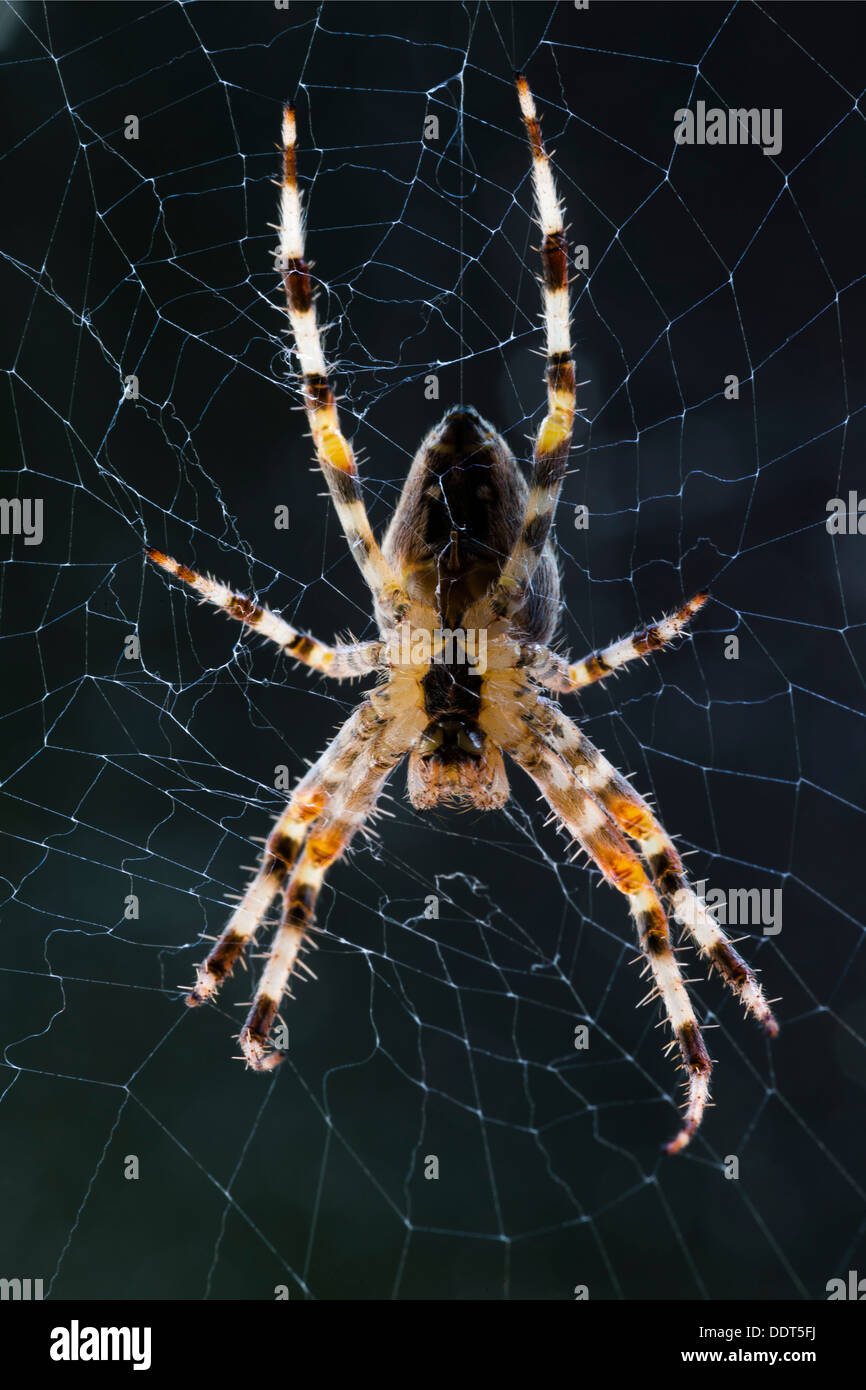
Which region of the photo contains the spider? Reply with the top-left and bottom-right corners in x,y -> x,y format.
146,76 -> 777,1154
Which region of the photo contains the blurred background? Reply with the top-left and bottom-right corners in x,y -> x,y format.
0,1 -> 863,1299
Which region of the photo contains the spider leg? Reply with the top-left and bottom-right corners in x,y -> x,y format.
489,75 -> 576,618
238,703 -> 421,1069
186,694 -> 406,1007
504,723 -> 711,1154
146,548 -> 384,678
524,698 -> 778,1036
521,592 -> 708,694
277,106 -> 408,622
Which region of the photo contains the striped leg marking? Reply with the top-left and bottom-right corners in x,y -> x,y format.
491,75 -> 576,616
522,592 -> 709,694
667,882 -> 779,1038
277,106 -> 407,620
185,699 -> 394,1008
510,732 -> 712,1154
146,548 -> 384,677
238,713 -> 417,1069
526,699 -> 778,1037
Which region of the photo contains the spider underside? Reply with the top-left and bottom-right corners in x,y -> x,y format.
147,77 -> 777,1154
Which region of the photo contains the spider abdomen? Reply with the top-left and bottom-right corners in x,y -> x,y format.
382,405 -> 559,640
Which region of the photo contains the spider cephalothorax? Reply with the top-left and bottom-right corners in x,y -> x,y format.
147,76 -> 777,1153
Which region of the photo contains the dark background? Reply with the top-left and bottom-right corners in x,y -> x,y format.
0,0 -> 864,1300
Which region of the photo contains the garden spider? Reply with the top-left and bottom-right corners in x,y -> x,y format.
147,76 -> 777,1153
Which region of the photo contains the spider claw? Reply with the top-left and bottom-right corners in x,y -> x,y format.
662,1023 -> 712,1154
239,1024 -> 288,1072
663,1067 -> 711,1155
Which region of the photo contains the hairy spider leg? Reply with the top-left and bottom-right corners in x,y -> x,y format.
490,76 -> 576,617
278,105 -> 408,622
522,592 -> 709,693
186,698 -> 398,1007
525,698 -> 778,1037
508,732 -> 713,1154
146,548 -> 384,678
238,696 -> 425,1068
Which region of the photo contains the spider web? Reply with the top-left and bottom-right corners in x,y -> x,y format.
1,0 -> 864,1301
